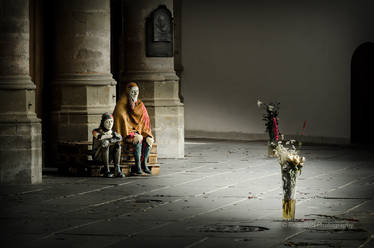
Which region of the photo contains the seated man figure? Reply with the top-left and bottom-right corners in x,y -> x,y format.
92,113 -> 124,178
113,82 -> 154,175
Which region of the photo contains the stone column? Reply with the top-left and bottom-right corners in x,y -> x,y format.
0,0 -> 42,184
50,0 -> 116,152
122,0 -> 184,158
173,0 -> 184,103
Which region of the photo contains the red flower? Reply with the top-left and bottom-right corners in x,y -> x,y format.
273,117 -> 279,141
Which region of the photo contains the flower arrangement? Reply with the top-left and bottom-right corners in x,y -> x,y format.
273,140 -> 305,220
257,99 -> 281,156
257,99 -> 306,220
257,99 -> 281,142
273,140 -> 305,176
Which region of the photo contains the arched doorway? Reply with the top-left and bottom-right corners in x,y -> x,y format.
351,42 -> 374,143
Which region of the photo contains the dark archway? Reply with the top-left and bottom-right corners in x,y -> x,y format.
351,42 -> 374,143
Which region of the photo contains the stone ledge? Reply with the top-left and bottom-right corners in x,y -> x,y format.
122,71 -> 179,81
0,113 -> 41,123
56,141 -> 159,177
185,130 -> 267,141
142,99 -> 183,107
52,73 -> 116,86
0,75 -> 36,90
185,130 -> 350,145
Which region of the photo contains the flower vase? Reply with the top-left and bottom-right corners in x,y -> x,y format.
281,166 -> 297,220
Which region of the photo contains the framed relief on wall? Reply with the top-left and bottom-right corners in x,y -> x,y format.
146,5 -> 173,57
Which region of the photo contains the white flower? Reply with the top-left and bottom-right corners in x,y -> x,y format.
257,99 -> 262,108
268,105 -> 274,111
293,156 -> 300,165
274,141 -> 305,172
300,157 -> 305,165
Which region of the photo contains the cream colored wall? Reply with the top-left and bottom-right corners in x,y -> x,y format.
181,0 -> 374,143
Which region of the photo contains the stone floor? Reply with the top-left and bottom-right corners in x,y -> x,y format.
1,140 -> 374,248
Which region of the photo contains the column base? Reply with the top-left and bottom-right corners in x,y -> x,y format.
0,114 -> 42,184
148,104 -> 184,158
51,74 -> 117,141
48,74 -> 117,164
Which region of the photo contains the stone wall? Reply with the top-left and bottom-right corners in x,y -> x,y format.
181,0 -> 374,143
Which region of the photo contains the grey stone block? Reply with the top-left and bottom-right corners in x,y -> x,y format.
0,90 -> 27,112
0,120 -> 42,182
0,125 -> 17,135
0,147 -> 41,184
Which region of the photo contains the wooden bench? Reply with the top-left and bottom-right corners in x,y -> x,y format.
57,141 -> 159,176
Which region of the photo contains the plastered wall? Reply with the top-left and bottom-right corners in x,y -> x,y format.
181,0 -> 374,143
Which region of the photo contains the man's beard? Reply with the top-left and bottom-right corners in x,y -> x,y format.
129,97 -> 137,110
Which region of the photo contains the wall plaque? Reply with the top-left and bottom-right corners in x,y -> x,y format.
146,5 -> 173,57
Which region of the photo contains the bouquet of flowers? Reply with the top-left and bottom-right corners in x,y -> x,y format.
257,99 -> 281,156
273,140 -> 305,176
273,140 -> 305,220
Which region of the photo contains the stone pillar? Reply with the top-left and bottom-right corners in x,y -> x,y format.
173,0 -> 184,103
122,0 -> 184,158
50,0 -> 116,151
0,0 -> 42,184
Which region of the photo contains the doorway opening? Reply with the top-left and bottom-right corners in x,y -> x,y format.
351,42 -> 374,144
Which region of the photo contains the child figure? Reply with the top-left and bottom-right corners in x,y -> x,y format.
92,113 -> 124,178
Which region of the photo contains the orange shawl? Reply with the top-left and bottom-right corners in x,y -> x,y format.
113,93 -> 152,140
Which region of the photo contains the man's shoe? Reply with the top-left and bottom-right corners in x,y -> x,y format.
115,171 -> 125,178
114,166 -> 125,178
143,166 -> 152,175
104,172 -> 114,178
132,170 -> 143,176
